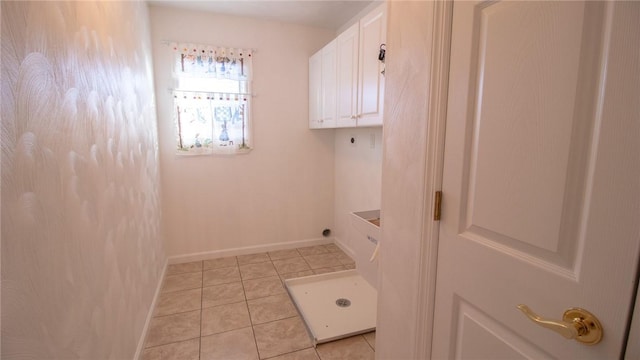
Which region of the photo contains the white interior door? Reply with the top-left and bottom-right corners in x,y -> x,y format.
432,1 -> 640,359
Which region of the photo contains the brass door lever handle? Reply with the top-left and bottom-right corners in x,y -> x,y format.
517,304 -> 603,345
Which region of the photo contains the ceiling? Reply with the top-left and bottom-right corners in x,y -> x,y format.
147,1 -> 378,30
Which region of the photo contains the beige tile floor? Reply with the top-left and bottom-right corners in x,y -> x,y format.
143,244 -> 376,360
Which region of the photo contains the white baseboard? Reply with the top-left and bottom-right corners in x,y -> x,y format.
167,237 -> 335,264
134,258 -> 168,360
333,236 -> 355,259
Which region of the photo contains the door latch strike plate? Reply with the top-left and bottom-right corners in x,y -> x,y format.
434,191 -> 442,221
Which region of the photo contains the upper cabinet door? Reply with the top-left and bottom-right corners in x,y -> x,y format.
309,49 -> 322,129
309,3 -> 387,130
320,39 -> 337,128
336,23 -> 359,128
357,3 -> 386,127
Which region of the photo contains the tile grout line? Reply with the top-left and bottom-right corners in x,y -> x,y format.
200,257 -> 253,341
276,251 -> 317,358
152,308 -> 202,319
143,336 -> 202,351
299,254 -> 314,272
239,259 -> 262,360
362,333 -> 376,352
235,255 -> 258,355
158,286 -> 203,295
260,347 -> 317,360
251,314 -> 298,327
199,260 -> 204,360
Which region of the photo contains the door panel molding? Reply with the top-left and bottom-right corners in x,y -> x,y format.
456,2 -> 609,273
430,1 -> 640,358
453,296 -> 553,360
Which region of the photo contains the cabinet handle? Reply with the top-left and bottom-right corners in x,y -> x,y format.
350,115 -> 357,119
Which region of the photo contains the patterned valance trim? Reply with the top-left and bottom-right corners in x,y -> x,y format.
170,42 -> 253,79
170,42 -> 253,62
173,90 -> 250,102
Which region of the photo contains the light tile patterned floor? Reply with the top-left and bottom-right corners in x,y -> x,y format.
143,244 -> 375,360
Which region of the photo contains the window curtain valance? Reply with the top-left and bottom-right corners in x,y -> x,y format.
173,90 -> 249,102
170,41 -> 253,155
171,42 -> 253,80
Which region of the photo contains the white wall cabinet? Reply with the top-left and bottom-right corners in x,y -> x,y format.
321,40 -> 337,128
336,23 -> 360,128
309,49 -> 322,128
355,3 -> 386,127
312,3 -> 387,129
309,39 -> 337,129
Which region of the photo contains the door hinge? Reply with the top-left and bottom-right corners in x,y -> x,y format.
434,191 -> 442,221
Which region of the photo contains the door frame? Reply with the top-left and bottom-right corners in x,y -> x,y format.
412,1 -> 640,358
413,1 -> 453,357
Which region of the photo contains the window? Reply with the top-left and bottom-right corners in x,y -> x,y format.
171,43 -> 253,155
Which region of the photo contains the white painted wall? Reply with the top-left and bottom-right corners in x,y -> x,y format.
1,2 -> 164,358
332,128 -> 382,256
149,6 -> 336,257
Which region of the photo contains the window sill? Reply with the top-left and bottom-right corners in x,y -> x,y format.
175,146 -> 253,156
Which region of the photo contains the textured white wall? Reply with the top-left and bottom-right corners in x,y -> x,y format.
149,6 -> 336,257
377,1 -> 434,358
1,2 -> 164,359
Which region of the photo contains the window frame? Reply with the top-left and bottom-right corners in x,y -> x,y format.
170,43 -> 253,156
